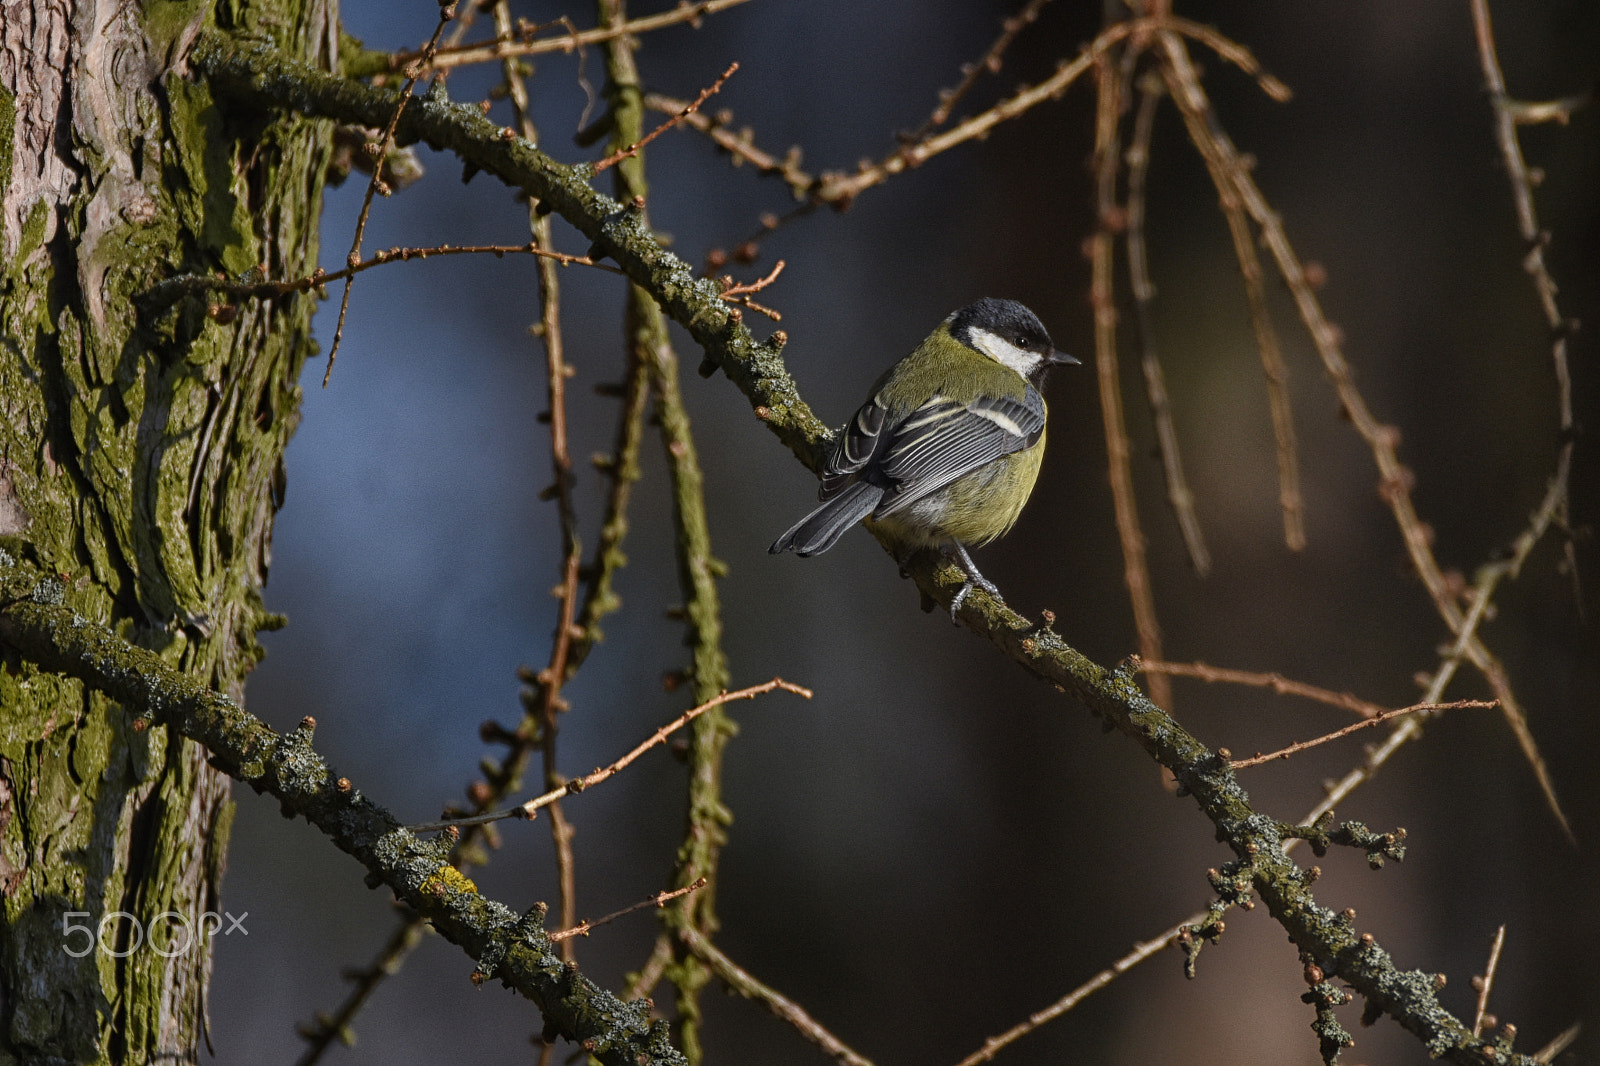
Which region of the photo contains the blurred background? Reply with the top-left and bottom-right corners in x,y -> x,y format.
212,2 -> 1598,1064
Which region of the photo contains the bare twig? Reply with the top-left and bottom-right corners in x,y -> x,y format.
717,259 -> 784,298
647,13 -> 1285,254
1124,71 -> 1211,575
817,20 -> 1142,209
520,679 -> 806,818
496,0 -> 584,959
1162,15 -> 1290,102
1532,1021 -> 1581,1064
325,3 -> 455,386
679,926 -> 875,1066
294,912 -> 430,1066
1471,924 -> 1507,1037
440,0 -> 490,49
815,16 -> 1286,209
1228,700 -> 1494,770
1470,0 -> 1579,612
408,679 -> 811,833
623,935 -> 674,1003
1090,44 -> 1169,709
906,0 -> 1055,142
1208,125 -> 1305,551
143,241 -> 622,315
644,93 -> 817,199
1139,659 -> 1388,719
550,879 -> 708,942
410,0 -> 755,72
593,62 -> 738,174
715,259 -> 785,320
954,923 -> 1181,1066
1506,94 -> 1590,125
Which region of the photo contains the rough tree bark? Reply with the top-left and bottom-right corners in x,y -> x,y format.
0,1 -> 334,1060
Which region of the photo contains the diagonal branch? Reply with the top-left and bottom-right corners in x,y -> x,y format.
0,562 -> 684,1066
0,545 -> 1539,1066
679,927 -> 874,1066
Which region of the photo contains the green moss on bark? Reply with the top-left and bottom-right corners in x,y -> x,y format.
0,1 -> 333,1062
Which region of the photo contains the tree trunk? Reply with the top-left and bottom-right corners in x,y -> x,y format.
0,1 -> 334,1060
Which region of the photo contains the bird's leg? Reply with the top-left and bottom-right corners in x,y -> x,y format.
948,542 -> 1002,618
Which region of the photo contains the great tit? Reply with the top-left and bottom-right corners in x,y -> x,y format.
770,297 -> 1076,614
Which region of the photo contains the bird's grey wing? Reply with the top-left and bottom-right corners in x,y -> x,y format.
818,393 -> 891,500
872,389 -> 1045,517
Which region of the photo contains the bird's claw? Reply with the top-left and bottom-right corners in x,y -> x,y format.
949,571 -> 1001,620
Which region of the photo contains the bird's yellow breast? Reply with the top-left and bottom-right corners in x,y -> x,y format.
869,422 -> 1047,549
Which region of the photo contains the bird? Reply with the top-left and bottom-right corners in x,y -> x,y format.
770,297 -> 1076,615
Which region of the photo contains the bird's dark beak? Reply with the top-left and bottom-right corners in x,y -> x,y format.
1049,349 -> 1080,366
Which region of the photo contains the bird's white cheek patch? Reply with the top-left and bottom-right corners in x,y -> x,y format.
970,327 -> 1042,376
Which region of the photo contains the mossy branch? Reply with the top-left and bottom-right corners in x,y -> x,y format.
0,557 -> 684,1066
188,30 -> 828,473
183,34 -> 1544,1066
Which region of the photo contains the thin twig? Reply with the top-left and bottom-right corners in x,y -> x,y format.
646,14 -> 1285,253
953,923 -> 1181,1066
1206,121 -> 1305,551
814,16 -> 1286,209
623,935 -> 674,1002
143,241 -> 620,312
1228,700 -> 1494,770
644,93 -> 816,198
1506,94 -> 1590,125
1138,659 -> 1388,719
1470,0 -> 1580,614
818,20 -> 1143,209
715,259 -> 785,320
1532,1021 -> 1581,1064
293,911 -> 430,1066
550,879 -> 708,943
567,313 -> 652,674
440,0 -> 490,49
408,679 -> 811,833
1162,15 -> 1291,102
520,679 -> 806,817
593,62 -> 738,174
409,0 -> 756,72
1124,71 -> 1211,575
1090,41 -> 1169,709
679,926 -> 875,1066
325,3 -> 456,386
497,0 -> 584,959
717,259 -> 784,298
1471,924 -> 1507,1037
906,0 -> 1056,142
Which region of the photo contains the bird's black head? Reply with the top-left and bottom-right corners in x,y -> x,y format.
949,298 -> 1077,381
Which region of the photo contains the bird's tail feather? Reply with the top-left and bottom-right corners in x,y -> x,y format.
769,481 -> 883,557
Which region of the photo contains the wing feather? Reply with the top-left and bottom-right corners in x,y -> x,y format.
873,390 -> 1045,517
